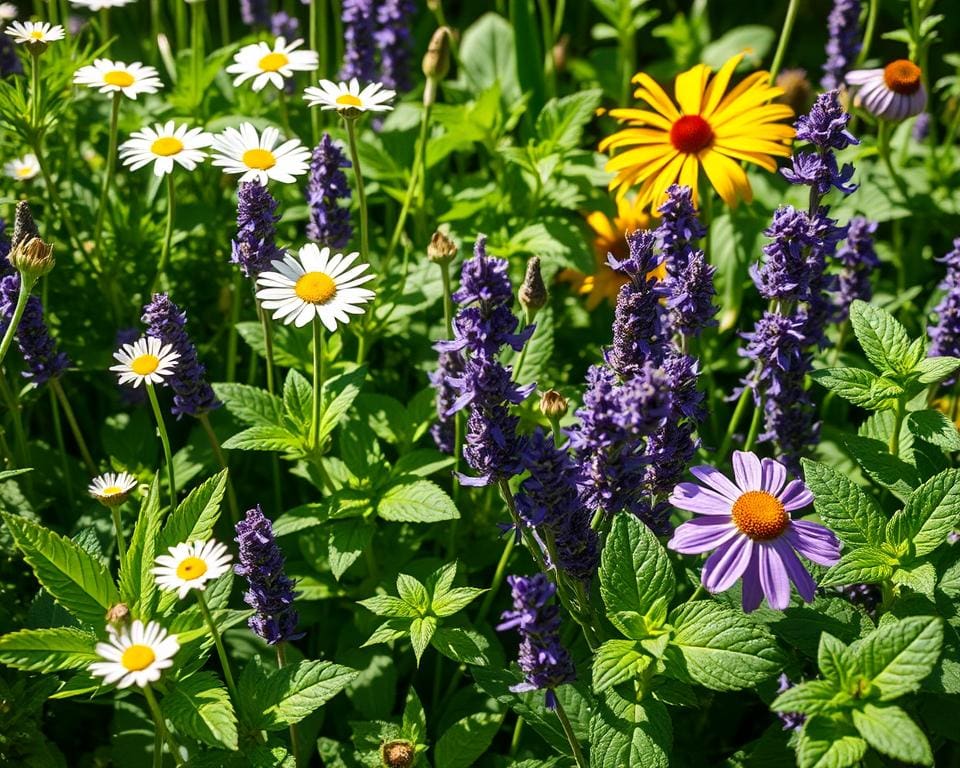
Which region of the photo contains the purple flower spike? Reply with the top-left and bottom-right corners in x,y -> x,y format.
929,238 -> 960,369
305,134 -> 353,249
821,0 -> 863,91
375,0 -> 415,92
667,451 -> 841,612
231,181 -> 284,278
0,275 -> 70,385
339,0 -> 377,83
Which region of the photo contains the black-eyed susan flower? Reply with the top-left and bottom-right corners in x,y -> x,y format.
303,78 -> 396,114
210,123 -> 311,185
73,59 -> 163,99
110,336 -> 179,388
153,539 -> 233,599
5,21 -> 64,46
88,471 -> 138,507
599,53 -> 795,210
846,60 -> 927,121
119,121 -> 213,177
226,36 -> 319,93
256,243 -> 375,329
89,620 -> 179,689
4,153 -> 39,181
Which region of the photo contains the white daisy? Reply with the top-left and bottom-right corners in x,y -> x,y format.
110,336 -> 179,388
88,471 -> 139,507
303,78 -> 396,113
89,620 -> 179,689
119,121 -> 213,177
73,59 -> 163,99
152,539 -> 233,599
5,21 -> 65,46
70,0 -> 137,10
0,4 -> 18,23
226,36 -> 319,93
256,243 -> 376,330
4,154 -> 40,181
210,122 -> 310,185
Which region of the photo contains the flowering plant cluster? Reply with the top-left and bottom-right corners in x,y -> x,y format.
0,2 -> 958,767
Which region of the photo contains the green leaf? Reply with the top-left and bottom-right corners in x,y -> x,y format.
509,0 -> 545,114
535,89 -> 603,150
907,409 -> 960,451
914,356 -> 960,384
592,639 -> 651,693
668,601 -> 783,691
409,616 -> 436,665
396,574 -> 430,612
458,13 -> 520,102
221,425 -> 300,452
849,300 -> 912,374
801,459 -> 885,548
0,627 -> 98,673
119,479 -> 163,616
328,518 -> 375,581
431,587 -> 486,618
256,661 -> 357,730
810,368 -> 889,409
2,512 -> 120,626
431,625 -> 491,666
358,594 -> 419,618
889,468 -> 960,556
818,547 -> 896,588
818,633 -> 852,685
852,615 -> 942,699
434,712 -> 501,768
589,689 -> 672,768
163,672 -> 239,750
892,562 -> 937,597
318,367 -> 367,444
843,434 -> 919,498
770,680 -> 839,716
362,619 -> 410,648
851,703 -> 933,765
282,369 -> 313,427
212,382 -> 283,427
796,715 -> 867,768
376,477 -> 459,523
600,516 -> 675,638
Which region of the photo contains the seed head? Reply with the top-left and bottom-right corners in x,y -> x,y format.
427,230 -> 458,265
380,740 -> 416,768
9,236 -> 54,281
539,389 -> 568,420
519,256 -> 547,316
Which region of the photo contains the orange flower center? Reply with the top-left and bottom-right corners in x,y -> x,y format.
883,60 -> 922,95
120,644 -> 156,671
258,52 -> 289,72
295,271 -> 337,304
670,114 -> 714,154
103,70 -> 135,87
176,556 -> 208,580
731,490 -> 789,540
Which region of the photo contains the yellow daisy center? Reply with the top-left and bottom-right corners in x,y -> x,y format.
258,52 -> 289,72
176,556 -> 208,580
120,644 -> 156,671
130,354 -> 160,376
16,166 -> 33,177
731,490 -> 789,540
151,137 -> 184,157
883,59 -> 922,95
103,70 -> 135,88
335,93 -> 363,107
669,114 -> 715,154
295,271 -> 337,304
29,30 -> 43,40
242,148 -> 276,170
100,485 -> 123,496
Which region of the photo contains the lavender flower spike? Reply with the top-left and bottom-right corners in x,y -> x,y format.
305,134 -> 352,249
231,181 -> 284,278
240,0 -> 270,27
235,505 -> 303,645
833,216 -> 878,320
375,0 -> 415,92
0,274 -> 69,385
339,0 -> 377,83
497,574 -> 575,709
929,238 -> 960,363
821,0 -> 862,90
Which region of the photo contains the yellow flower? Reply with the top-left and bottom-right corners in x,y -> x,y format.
599,53 -> 795,210
558,196 -> 663,310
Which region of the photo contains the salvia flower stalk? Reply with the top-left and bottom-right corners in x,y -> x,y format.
231,181 -> 284,278
305,133 -> 353,249
821,0 -> 862,90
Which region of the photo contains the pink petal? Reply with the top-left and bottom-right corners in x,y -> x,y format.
774,539 -> 817,603
689,465 -> 741,502
702,535 -> 754,593
732,451 -> 763,492
668,518 -> 738,555
760,458 -> 787,495
669,482 -> 735,516
780,480 -> 814,511
758,543 -> 792,610
786,521 -> 841,566
740,556 -> 764,613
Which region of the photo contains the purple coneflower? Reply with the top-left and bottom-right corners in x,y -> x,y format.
667,451 -> 841,612
846,60 -> 927,121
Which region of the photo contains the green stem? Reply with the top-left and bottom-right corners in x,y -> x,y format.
537,0 -> 557,98
890,399 -> 905,457
112,503 -> 127,562
143,685 -> 183,767
198,414 -> 240,523
384,103 -> 431,272
767,0 -> 800,85
743,396 -> 763,452
717,387 -> 751,462
257,300 -> 276,395
146,382 -> 177,509
152,172 -> 176,294
475,533 -> 516,626
509,716 -> 524,755
440,260 -> 453,339
0,275 -> 35,370
31,143 -> 85,268
877,120 -> 910,202
554,696 -> 587,768
196,591 -> 239,702
311,316 -> 324,452
30,50 -> 40,131
276,643 -> 302,767
92,93 -> 122,269
309,0 -> 322,146
225,273 -> 242,382
174,0 -> 187,49
218,0 -> 228,48
51,379 -> 97,474
100,8 -> 110,43
344,117 -> 370,267
190,0 -> 204,108
856,0 -> 879,66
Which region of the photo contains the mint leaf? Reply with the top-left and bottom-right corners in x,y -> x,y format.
589,689 -> 672,768
914,356 -> 960,384
843,434 -> 919,499
431,625 -> 490,666
396,574 -> 430,612
888,468 -> 960,556
0,627 -> 98,673
163,672 -> 238,750
328,518 -> 374,581
319,367 -> 367,444
852,615 -> 942,699
771,679 -> 839,716
221,425 -> 299,452
800,460 -> 885,548
257,661 -> 357,730
818,633 -> 852,686
212,382 -> 283,426
810,368 -> 890,409
851,703 -> 932,765
818,547 -> 895,588
409,616 -> 436,665
796,715 -> 866,768
434,712 -> 501,768
282,370 -> 313,427
431,587 -> 486,617
892,562 -> 937,598
357,594 -> 419,618
377,477 -> 459,523
848,300 -> 912,374
119,479 -> 163,616
592,639 -> 651,693
907,409 -> 960,451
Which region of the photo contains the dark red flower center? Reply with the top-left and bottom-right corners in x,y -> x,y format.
669,114 -> 714,154
883,60 -> 922,95
731,490 -> 789,540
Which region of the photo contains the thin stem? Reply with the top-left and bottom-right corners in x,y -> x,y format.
743,397 -> 763,452
218,0 -> 228,48
309,0 -> 322,146
196,591 -> 239,702
344,118 -> 370,267
225,273 -> 242,382
152,172 -> 176,294
311,316 -> 324,452
0,275 -> 35,370
32,143 -> 85,268
554,696 -> 587,768
92,93 -> 122,268
276,643 -> 302,767
51,379 -> 97,474
30,51 -> 40,131
384,103 -> 431,272
190,0 -> 204,108
146,382 -> 177,509
143,685 -> 183,767
198,414 -> 240,523
767,0 -> 800,85
717,387 -> 752,461
112,503 -> 127,562
440,260 -> 453,339
890,399 -> 905,456
856,0 -> 879,66
256,299 -> 277,394
877,120 -> 910,202
537,0 -> 556,98
475,533 -> 516,626
509,716 -> 524,755
174,0 -> 187,49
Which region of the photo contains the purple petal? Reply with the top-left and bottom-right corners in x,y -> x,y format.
779,479 -> 814,511
732,451 -> 763,492
702,535 -> 754,593
669,482 -> 735,516
668,518 -> 738,555
689,465 -> 741,502
774,539 -> 816,603
786,521 -> 841,566
760,458 -> 787,495
758,543 -> 791,610
846,69 -> 882,85
740,556 -> 764,613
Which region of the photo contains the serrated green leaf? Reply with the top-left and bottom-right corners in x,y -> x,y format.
2,512 -> 120,626
431,625 -> 491,666
849,300 -> 912,374
796,715 -> 866,768
818,547 -> 896,588
319,367 -> 367,443
851,703 -> 932,765
212,382 -> 283,427
328,518 -> 374,581
163,672 -> 239,750
810,368 -> 888,408
801,460 -> 885,548
843,434 -> 919,499
892,562 -> 937,597
535,89 -> 603,150
282,369 -> 313,427
0,627 -> 98,673
592,639 -> 651,693
818,633 -> 851,685
434,711 -> 501,768
589,688 -> 672,768
431,586 -> 486,617
221,425 -> 300,452
119,479 -> 163,616
409,616 -> 436,665
852,615 -> 942,699
770,679 -> 839,716
256,661 -> 357,730
359,594 -> 419,618
377,477 -> 459,523
914,356 -> 960,384
907,409 -> 960,451
889,468 -> 960,556
396,574 -> 430,612
362,618 -> 410,648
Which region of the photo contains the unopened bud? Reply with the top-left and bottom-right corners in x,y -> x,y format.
380,739 -> 415,768
106,603 -> 130,627
11,201 -> 39,251
422,27 -> 452,82
9,236 -> 54,280
519,256 -> 547,317
775,68 -> 812,117
426,0 -> 441,11
553,34 -> 570,73
539,389 -> 568,420
427,230 -> 458,265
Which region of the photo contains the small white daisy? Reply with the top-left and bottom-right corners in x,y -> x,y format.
4,154 -> 40,181
110,336 -> 179,388
70,0 -> 137,10
119,121 -> 213,177
152,539 -> 233,599
226,36 -> 319,93
89,620 -> 179,689
88,471 -> 139,507
256,243 -> 376,330
73,59 -> 163,100
210,122 -> 310,185
5,21 -> 66,46
303,78 -> 396,113
0,3 -> 18,23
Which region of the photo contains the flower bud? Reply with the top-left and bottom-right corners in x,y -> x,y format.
427,230 -> 457,265
539,389 -> 568,420
380,740 -> 416,768
553,34 -> 570,73
775,68 -> 812,117
106,603 -> 130,627
519,256 -> 547,317
422,27 -> 451,83
11,200 -> 39,251
9,236 -> 54,280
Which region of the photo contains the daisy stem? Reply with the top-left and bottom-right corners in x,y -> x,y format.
196,590 -> 240,703
29,50 -> 40,131
256,300 -> 276,395
276,643 -> 302,767
225,273 -> 242,382
309,0 -> 323,146
344,117 -> 370,268
152,173 -> 176,295
173,0 -> 187,50
50,378 -> 97,475
554,696 -> 587,768
767,0 -> 800,85
190,0 -> 204,108
146,382 -> 177,510
311,316 -> 324,452
718,386 -> 752,462
112,503 -> 127,562
856,0 -> 880,67
384,101 -> 432,272
100,8 -> 110,44
198,414 -> 240,523
92,93 -> 122,269
0,274 -> 35,372
143,684 -> 183,767
218,0 -> 228,48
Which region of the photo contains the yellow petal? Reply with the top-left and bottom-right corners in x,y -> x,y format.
605,144 -> 674,173
677,154 -> 701,203
712,145 -> 779,172
674,64 -> 711,116
630,73 -> 681,121
649,152 -> 688,211
586,211 -> 616,242
711,81 -> 792,127
599,126 -> 672,152
700,53 -> 745,118
615,196 -> 651,231
700,149 -> 752,207
708,72 -> 769,120
607,108 -> 675,131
